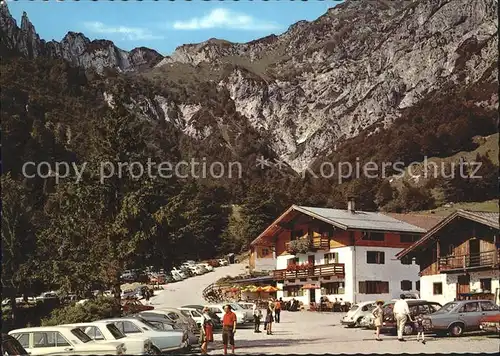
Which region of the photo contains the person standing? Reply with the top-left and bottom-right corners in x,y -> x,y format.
393,294 -> 410,342
265,303 -> 274,335
340,298 -> 346,312
200,307 -> 213,354
414,313 -> 426,344
222,304 -> 237,355
252,301 -> 262,333
372,300 -> 384,341
274,298 -> 282,323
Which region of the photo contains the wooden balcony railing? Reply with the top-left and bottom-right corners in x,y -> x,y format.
439,249 -> 499,271
285,236 -> 329,253
272,263 -> 345,280
312,236 -> 330,250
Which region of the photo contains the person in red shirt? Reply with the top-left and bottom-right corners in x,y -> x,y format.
222,304 -> 237,355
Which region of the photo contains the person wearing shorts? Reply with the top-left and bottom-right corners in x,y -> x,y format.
222,304 -> 237,355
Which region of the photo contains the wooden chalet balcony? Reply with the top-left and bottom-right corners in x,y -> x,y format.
272,263 -> 345,280
285,236 -> 329,253
439,250 -> 499,272
312,236 -> 330,250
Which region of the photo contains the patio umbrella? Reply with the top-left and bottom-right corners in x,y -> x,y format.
262,286 -> 279,293
241,285 -> 257,292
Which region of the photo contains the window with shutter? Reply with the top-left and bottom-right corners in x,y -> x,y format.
359,281 -> 366,294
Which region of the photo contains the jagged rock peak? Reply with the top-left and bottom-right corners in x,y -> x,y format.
0,1 -> 164,73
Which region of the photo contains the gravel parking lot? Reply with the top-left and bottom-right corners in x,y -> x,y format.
208,311 -> 499,354
149,264 -> 498,354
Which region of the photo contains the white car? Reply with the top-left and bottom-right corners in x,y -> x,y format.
198,263 -> 214,272
341,300 -> 376,327
9,326 -> 126,355
204,304 -> 253,325
102,318 -> 188,353
67,321 -> 154,355
35,292 -> 59,301
177,307 -> 205,327
217,259 -> 229,266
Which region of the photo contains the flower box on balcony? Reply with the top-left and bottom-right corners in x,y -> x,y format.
288,238 -> 313,254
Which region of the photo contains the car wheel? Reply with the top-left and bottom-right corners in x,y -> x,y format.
403,323 -> 414,335
449,323 -> 465,337
355,317 -> 363,327
149,346 -> 161,355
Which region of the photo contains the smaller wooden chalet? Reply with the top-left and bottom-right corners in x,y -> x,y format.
396,210 -> 500,305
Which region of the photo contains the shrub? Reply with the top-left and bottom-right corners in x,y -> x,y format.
288,239 -> 313,254
41,297 -> 120,326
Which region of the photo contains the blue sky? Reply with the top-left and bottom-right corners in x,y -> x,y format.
7,0 -> 343,55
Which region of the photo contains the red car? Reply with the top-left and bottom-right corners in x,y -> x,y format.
479,313 -> 500,334
122,299 -> 154,314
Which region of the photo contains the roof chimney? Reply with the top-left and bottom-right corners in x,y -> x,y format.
347,197 -> 356,213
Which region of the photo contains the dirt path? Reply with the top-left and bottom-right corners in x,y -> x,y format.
150,263 -> 247,308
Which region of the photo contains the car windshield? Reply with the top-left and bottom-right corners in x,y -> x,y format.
229,304 -> 242,310
366,305 -> 376,311
137,318 -> 159,330
71,328 -> 92,343
106,324 -> 126,339
435,302 -> 458,313
349,305 -> 359,312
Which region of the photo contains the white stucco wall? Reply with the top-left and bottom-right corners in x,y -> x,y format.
276,247 -> 355,304
354,246 -> 420,303
254,257 -> 276,272
421,271 -> 500,305
275,246 -> 421,305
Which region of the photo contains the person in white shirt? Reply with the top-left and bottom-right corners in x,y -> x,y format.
393,294 -> 410,341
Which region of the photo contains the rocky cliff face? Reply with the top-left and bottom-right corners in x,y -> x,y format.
157,0 -> 498,171
0,3 -> 163,73
1,0 -> 497,172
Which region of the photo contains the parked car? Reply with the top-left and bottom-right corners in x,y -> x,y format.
479,313 -> 500,335
178,307 -> 206,327
122,299 -> 154,314
229,303 -> 254,321
206,260 -> 220,268
341,301 -> 376,327
204,304 -> 253,325
200,263 -> 214,272
180,266 -> 194,277
2,333 -> 28,356
218,259 -> 229,266
359,314 -> 374,329
181,305 -> 222,329
381,300 -> 442,335
35,292 -> 59,302
423,300 -> 499,336
67,321 -> 154,355
135,313 -> 197,347
101,317 -> 188,353
121,270 -> 136,282
171,268 -> 188,280
142,308 -> 200,335
9,326 -> 126,355
236,302 -> 254,310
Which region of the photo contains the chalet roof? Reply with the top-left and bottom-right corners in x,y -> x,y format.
396,209 -> 500,259
250,204 -> 426,246
294,206 -> 426,233
385,213 -> 445,232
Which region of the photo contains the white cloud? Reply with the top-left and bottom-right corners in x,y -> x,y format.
172,8 -> 281,31
83,21 -> 164,41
